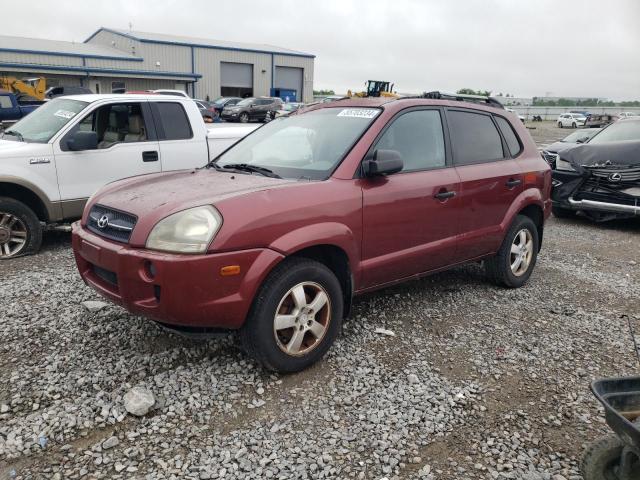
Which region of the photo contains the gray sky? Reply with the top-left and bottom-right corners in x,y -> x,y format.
2,0 -> 639,100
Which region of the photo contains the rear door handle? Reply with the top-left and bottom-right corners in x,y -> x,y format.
434,190 -> 456,200
505,178 -> 522,188
142,151 -> 158,162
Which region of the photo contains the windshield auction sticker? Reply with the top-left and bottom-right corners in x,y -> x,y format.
337,108 -> 380,119
54,110 -> 77,119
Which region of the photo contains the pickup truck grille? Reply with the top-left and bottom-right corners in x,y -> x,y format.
87,204 -> 137,243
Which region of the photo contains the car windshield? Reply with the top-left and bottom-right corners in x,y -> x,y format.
562,129 -> 600,143
589,120 -> 640,144
3,98 -> 88,143
215,107 -> 381,180
237,98 -> 254,107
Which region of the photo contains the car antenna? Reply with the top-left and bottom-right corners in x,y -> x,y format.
624,314 -> 640,366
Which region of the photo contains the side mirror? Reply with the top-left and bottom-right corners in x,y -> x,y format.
363,149 -> 404,177
67,131 -> 98,151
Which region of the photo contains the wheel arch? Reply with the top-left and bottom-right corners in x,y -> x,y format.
0,180 -> 54,222
517,203 -> 544,251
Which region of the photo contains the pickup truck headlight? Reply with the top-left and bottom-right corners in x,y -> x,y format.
146,206 -> 222,254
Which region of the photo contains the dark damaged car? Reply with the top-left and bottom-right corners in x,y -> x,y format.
551,118 -> 640,221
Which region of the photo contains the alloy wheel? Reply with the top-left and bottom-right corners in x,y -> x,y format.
510,228 -> 533,277
0,212 -> 28,258
273,281 -> 331,356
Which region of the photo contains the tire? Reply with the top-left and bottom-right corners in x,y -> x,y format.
558,122 -> 563,128
552,205 -> 576,219
485,215 -> 539,288
0,197 -> 42,259
240,258 -> 343,373
572,122 -> 577,128
239,112 -> 249,123
581,436 -> 624,480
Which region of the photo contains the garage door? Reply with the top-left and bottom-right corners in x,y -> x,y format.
274,66 -> 303,102
220,62 -> 253,97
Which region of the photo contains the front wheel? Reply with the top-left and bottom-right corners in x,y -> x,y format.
239,112 -> 249,123
572,122 -> 577,128
558,122 -> 563,128
485,215 -> 539,288
0,197 -> 42,259
581,436 -> 625,480
240,258 -> 343,373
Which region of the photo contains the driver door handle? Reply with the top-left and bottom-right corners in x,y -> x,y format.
434,190 -> 456,200
505,178 -> 522,188
142,151 -> 158,162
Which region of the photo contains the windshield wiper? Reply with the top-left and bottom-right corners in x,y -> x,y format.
210,162 -> 282,179
3,130 -> 24,142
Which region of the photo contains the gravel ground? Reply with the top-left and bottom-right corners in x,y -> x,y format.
1,122 -> 639,480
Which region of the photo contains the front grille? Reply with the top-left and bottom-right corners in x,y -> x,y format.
87,204 -> 137,243
587,166 -> 640,184
92,264 -> 118,286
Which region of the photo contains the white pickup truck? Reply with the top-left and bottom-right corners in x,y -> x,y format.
0,94 -> 258,258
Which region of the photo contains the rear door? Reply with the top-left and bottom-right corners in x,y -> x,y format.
151,101 -> 208,171
53,101 -> 161,214
446,109 -> 524,260
360,108 -> 461,288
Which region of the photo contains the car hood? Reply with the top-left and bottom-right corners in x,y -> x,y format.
545,141 -> 577,153
559,140 -> 640,174
89,168 -> 296,219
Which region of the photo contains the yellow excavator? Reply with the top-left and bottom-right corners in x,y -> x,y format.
348,80 -> 399,98
0,76 -> 47,100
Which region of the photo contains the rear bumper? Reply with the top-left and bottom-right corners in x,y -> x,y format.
72,223 -> 284,329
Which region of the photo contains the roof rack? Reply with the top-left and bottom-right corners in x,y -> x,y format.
418,91 -> 504,109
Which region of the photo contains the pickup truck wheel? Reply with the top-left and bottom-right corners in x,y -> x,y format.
239,112 -> 249,123
240,258 -> 343,373
0,197 -> 42,259
485,215 -> 539,288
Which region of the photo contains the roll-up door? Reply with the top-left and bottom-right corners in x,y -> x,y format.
220,62 -> 253,97
274,66 -> 303,102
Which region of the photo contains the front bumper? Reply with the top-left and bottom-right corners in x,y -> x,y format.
72,223 -> 284,329
221,111 -> 240,121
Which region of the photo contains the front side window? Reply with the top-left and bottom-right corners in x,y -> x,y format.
374,109 -> 446,172
447,110 -> 504,165
63,102 -> 148,150
4,98 -> 88,143
0,96 -> 12,109
215,107 -> 380,180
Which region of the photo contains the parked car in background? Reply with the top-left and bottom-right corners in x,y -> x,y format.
152,89 -> 191,98
221,97 -> 283,123
45,86 -> 94,99
71,94 -> 551,372
195,99 -> 218,123
551,118 -> 640,220
618,111 -> 639,119
569,110 -> 590,118
0,90 -> 44,128
557,113 -> 586,128
0,94 -> 258,258
211,97 -> 242,114
265,102 -> 305,121
585,113 -> 618,128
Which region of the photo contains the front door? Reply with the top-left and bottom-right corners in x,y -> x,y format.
360,108 -> 461,288
445,109 -> 524,260
53,101 -> 161,215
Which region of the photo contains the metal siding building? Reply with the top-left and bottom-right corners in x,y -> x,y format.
0,28 -> 315,102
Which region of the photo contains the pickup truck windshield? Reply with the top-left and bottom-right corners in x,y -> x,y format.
4,98 -> 88,143
215,107 -> 381,180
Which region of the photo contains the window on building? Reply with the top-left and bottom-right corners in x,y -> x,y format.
112,81 -> 126,93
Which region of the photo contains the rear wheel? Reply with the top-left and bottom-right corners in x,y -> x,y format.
572,122 -> 577,128
240,258 -> 343,373
239,112 -> 249,123
485,215 -> 539,288
558,122 -> 563,128
0,197 -> 42,259
581,436 -> 624,480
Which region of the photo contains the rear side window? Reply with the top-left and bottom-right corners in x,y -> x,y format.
447,110 -> 504,165
374,109 -> 446,172
154,102 -> 193,140
494,116 -> 522,157
0,96 -> 12,108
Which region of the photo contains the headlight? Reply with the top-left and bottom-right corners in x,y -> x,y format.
146,206 -> 222,254
555,157 -> 575,171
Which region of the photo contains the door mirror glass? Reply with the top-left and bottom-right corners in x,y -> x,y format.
67,130 -> 98,151
363,149 -> 404,177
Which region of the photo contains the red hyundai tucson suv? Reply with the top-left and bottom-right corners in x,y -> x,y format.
72,92 -> 552,372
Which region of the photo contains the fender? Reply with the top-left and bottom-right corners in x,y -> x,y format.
0,175 -> 61,221
268,222 -> 361,284
500,187 -> 545,233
